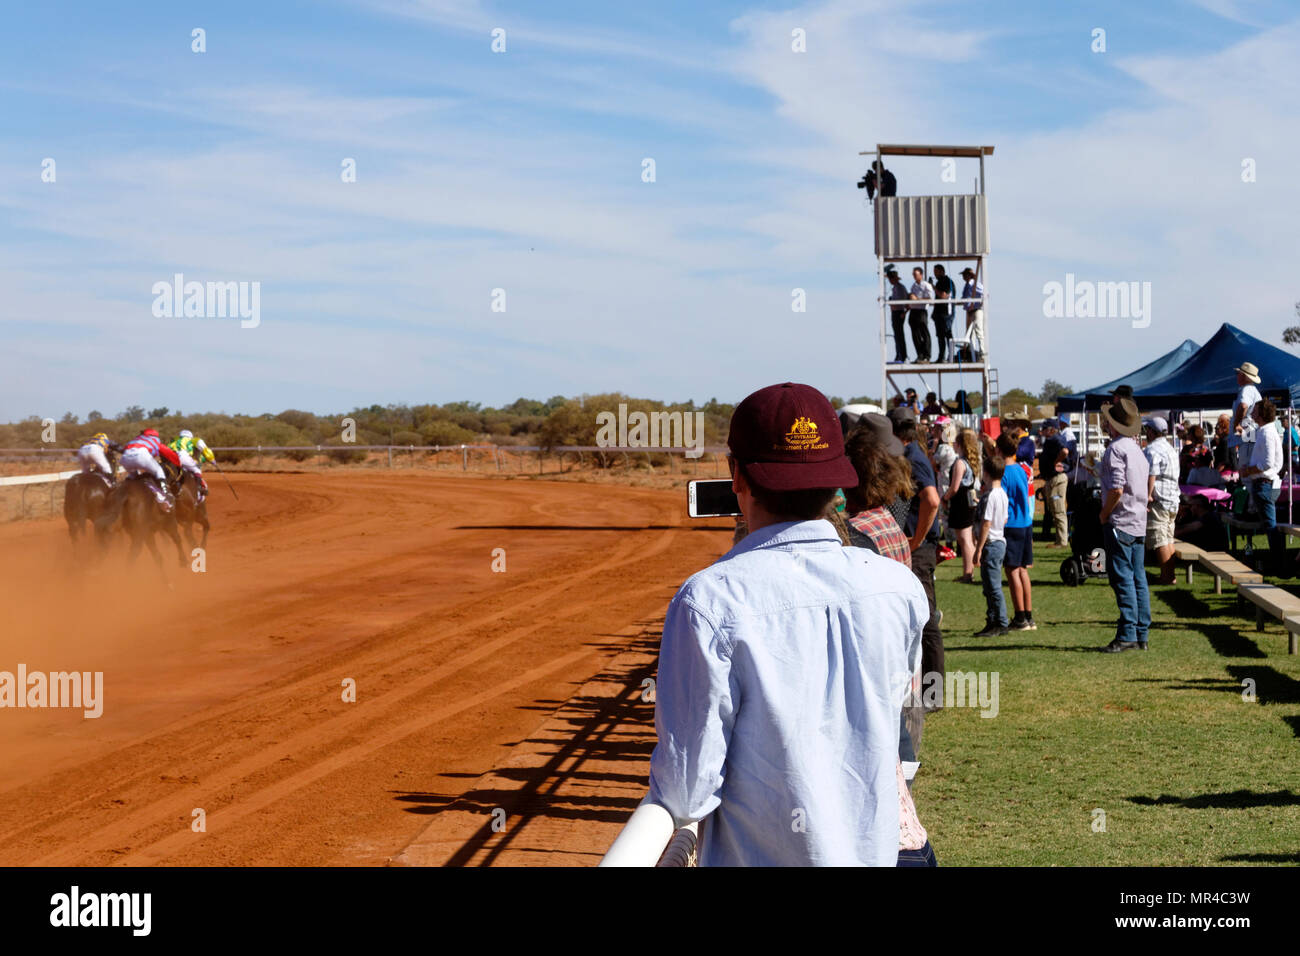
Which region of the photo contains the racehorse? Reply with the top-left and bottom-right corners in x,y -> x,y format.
95,474 -> 187,575
63,471 -> 114,548
164,460 -> 210,552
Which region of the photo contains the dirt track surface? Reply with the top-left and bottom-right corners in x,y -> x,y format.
0,472 -> 730,865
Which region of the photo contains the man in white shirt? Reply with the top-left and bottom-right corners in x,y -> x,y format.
649,382 -> 927,865
1143,417 -> 1180,585
1239,398 -> 1284,573
1231,361 -> 1263,472
908,267 -> 934,363
960,267 -> 985,362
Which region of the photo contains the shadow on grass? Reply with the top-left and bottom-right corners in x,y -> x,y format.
944,643 -> 1101,653
1219,852 -> 1300,863
1128,789 -> 1300,809
1226,664 -> 1300,706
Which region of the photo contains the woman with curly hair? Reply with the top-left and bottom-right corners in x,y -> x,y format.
842,416 -> 917,565
943,429 -> 982,583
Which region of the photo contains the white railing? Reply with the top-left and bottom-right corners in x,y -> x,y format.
0,469 -> 79,487
599,796 -> 699,867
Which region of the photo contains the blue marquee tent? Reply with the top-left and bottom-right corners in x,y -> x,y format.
1056,338 -> 1199,412
1131,324 -> 1300,409
1058,324 -> 1300,412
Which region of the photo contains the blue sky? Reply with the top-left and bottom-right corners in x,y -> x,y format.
2,0 -> 1298,419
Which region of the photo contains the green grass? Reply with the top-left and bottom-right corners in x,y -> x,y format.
919,543 -> 1300,866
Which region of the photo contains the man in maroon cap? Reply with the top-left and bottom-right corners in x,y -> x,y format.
648,383 -> 928,865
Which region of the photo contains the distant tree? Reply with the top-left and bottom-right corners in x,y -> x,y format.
999,388 -> 1038,415
120,405 -> 146,423
87,410 -> 103,422
1283,301 -> 1300,346
1039,379 -> 1072,403
148,407 -> 169,419
60,411 -> 78,425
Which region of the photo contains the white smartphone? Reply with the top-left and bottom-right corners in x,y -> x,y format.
688,479 -> 741,518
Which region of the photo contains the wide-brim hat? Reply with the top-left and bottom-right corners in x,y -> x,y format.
728,382 -> 859,491
1101,397 -> 1142,437
1235,361 -> 1261,384
852,413 -> 905,456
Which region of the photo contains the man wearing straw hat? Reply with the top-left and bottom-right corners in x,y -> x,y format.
1098,397 -> 1151,652
1231,361 -> 1263,472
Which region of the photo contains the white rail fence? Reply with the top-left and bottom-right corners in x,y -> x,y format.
0,444 -> 731,476
599,797 -> 699,867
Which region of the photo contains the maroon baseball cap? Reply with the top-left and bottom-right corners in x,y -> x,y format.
728,382 -> 859,491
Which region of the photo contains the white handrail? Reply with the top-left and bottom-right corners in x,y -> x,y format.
599,797 -> 700,867
0,469 -> 79,487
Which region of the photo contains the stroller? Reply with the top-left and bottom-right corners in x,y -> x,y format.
1060,482 -> 1108,586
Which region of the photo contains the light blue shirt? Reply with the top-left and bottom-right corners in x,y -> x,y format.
961,279 -> 985,312
648,519 -> 926,866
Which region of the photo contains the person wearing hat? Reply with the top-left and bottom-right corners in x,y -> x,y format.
1230,361 -> 1263,472
1097,397 -> 1151,652
648,383 -> 927,865
1143,416 -> 1179,586
886,267 -> 910,363
960,267 -> 985,361
1038,419 -> 1070,548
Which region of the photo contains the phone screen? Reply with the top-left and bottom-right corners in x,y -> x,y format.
688,479 -> 741,518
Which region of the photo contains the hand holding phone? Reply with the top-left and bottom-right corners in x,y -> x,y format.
688,479 -> 741,518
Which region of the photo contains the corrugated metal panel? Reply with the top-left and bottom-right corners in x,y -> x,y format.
873,195 -> 989,258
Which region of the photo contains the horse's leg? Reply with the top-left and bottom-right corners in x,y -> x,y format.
164,516 -> 186,568
143,528 -> 170,586
199,507 -> 210,551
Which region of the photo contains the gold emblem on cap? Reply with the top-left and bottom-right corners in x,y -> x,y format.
777,416 -> 830,452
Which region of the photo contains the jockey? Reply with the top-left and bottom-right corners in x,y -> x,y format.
120,428 -> 181,507
76,432 -> 123,481
168,429 -> 211,498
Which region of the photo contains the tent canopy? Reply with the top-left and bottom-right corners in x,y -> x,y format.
1057,339 -> 1199,411
1057,324 -> 1300,412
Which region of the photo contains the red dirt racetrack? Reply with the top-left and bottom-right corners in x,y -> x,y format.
0,471 -> 730,865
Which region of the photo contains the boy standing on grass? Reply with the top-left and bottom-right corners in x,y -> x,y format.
973,457 -> 1010,637
996,433 -> 1037,630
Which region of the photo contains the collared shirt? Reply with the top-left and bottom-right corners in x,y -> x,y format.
846,507 -> 912,567
909,279 -> 934,310
1249,423 -> 1283,488
648,519 -> 927,866
1144,436 -> 1180,510
1101,435 -> 1150,536
961,279 -> 984,313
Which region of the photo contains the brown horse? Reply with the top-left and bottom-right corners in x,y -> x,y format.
96,474 -> 186,575
63,471 -> 114,547
164,461 -> 210,552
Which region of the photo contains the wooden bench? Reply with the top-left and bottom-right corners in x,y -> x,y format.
1172,541 -> 1205,585
1237,584 -> 1300,654
1197,551 -> 1264,594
